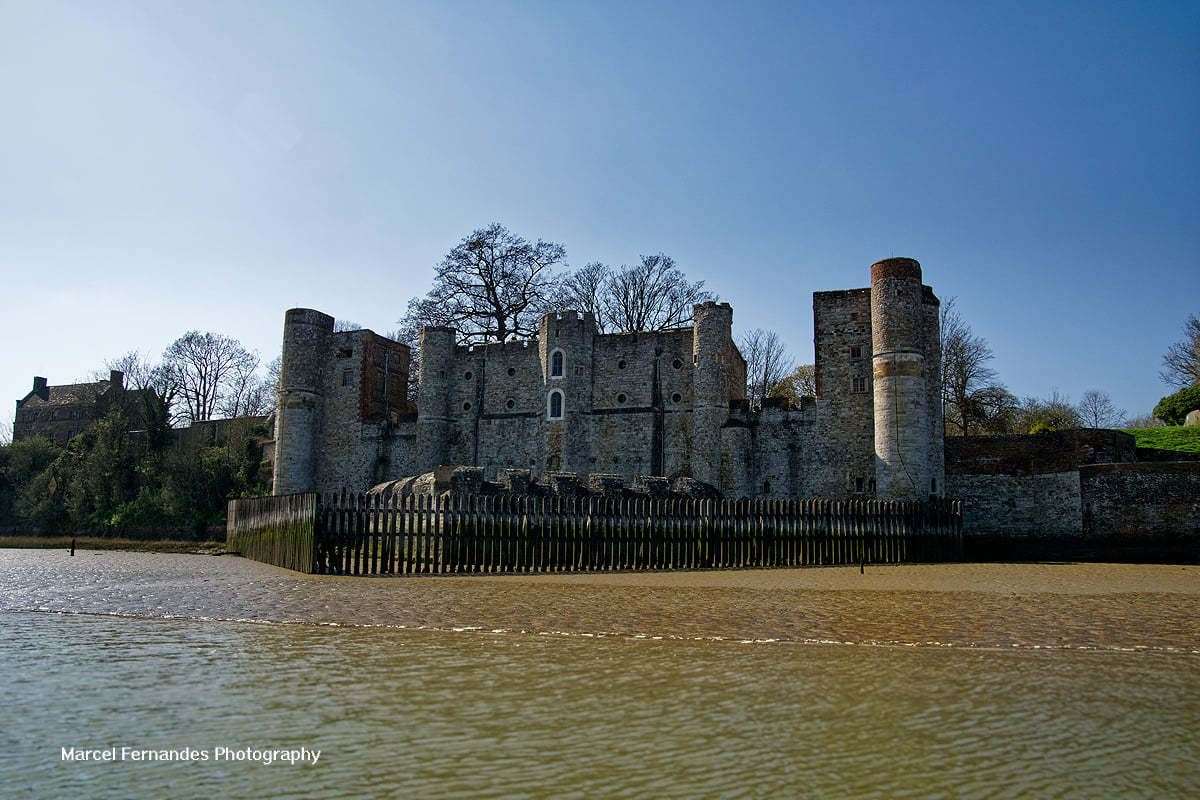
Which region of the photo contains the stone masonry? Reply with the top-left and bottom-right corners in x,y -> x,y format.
272,258 -> 945,499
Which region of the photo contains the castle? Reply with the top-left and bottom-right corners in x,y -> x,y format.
271,257 -> 944,500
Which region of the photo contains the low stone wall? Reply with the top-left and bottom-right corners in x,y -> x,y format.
944,472 -> 1082,537
944,430 -> 1137,538
1081,462 -> 1200,539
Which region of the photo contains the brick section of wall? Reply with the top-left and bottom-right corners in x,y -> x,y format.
1080,462 -> 1200,538
946,430 -> 1137,475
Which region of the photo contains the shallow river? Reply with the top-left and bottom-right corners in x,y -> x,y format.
1,550 -> 1197,798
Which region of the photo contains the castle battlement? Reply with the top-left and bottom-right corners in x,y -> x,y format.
273,259 -> 944,499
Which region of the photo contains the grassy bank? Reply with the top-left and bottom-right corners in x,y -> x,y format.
1124,426 -> 1200,454
0,536 -> 229,555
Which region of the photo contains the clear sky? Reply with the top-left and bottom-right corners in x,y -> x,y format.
2,0 -> 1197,427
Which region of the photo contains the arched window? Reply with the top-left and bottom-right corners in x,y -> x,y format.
550,349 -> 565,378
547,390 -> 564,420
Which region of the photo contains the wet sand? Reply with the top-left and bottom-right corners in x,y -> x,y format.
460,561 -> 1200,595
3,550 -> 1197,652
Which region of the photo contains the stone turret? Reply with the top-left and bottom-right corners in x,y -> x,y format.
870,258 -> 930,497
692,301 -> 734,487
539,310 -> 596,473
273,308 -> 334,495
415,326 -> 457,473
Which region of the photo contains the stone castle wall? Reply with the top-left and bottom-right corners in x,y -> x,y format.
274,261 -> 944,501
945,430 -> 1139,537
1080,462 -> 1200,539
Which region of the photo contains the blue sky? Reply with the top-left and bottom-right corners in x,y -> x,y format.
2,0 -> 1197,426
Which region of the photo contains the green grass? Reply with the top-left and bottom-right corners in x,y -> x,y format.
1122,426 -> 1200,454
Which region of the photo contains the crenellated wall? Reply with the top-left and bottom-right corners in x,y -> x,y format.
273,259 -> 944,502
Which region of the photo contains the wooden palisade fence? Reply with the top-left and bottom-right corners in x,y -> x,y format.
228,492 -> 963,576
225,493 -> 318,573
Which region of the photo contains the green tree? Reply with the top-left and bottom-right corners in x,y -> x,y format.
1152,385 -> 1200,425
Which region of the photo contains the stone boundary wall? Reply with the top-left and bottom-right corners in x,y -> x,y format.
1080,462 -> 1200,539
944,430 -> 1138,537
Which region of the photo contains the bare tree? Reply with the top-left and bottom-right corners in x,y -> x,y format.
334,319 -> 363,333
1077,389 -> 1125,429
1161,313 -> 1200,388
0,418 -> 11,446
601,254 -> 715,333
739,329 -> 793,409
216,353 -> 274,418
162,332 -> 260,423
1125,412 -> 1164,429
266,356 -> 282,401
557,261 -> 612,331
105,350 -> 180,431
940,297 -> 1009,435
399,223 -> 566,345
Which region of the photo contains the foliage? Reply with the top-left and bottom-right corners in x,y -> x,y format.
0,411 -> 269,538
1160,313 -> 1200,389
0,437 -> 62,532
771,364 -> 816,406
1019,391 -> 1083,434
1122,426 -> 1200,454
1152,385 -> 1200,426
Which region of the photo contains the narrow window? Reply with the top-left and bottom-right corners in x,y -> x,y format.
850,345 -> 863,360
855,477 -> 865,494
930,478 -> 937,495
852,376 -> 867,393
550,349 -> 565,378
763,479 -> 772,494
342,368 -> 353,387
547,390 -> 564,419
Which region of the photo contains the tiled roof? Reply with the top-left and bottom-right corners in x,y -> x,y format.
24,380 -> 110,407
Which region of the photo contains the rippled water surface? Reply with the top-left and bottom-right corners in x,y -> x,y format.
1,550 -> 1198,798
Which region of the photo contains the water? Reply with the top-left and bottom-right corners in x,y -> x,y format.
1,550 -> 1198,798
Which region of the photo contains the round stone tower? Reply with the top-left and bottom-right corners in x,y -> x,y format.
273,308 -> 334,495
691,301 -> 734,489
870,258 -> 930,497
414,326 -> 456,473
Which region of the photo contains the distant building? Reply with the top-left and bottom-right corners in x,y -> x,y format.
12,371 -> 160,445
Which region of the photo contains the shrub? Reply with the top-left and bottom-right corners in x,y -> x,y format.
1152,385 -> 1200,425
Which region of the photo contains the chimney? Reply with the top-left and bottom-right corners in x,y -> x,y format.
108,370 -> 124,390
32,376 -> 48,401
